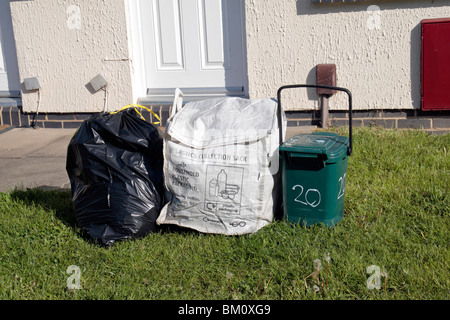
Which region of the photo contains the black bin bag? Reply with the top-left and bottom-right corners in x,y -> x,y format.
66,107 -> 164,246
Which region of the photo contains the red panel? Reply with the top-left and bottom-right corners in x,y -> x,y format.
421,18 -> 450,111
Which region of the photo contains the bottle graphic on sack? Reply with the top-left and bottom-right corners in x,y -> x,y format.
217,169 -> 227,193
208,169 -> 240,200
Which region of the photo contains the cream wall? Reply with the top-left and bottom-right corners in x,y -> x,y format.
9,0 -> 450,113
244,0 -> 450,110
10,0 -> 133,113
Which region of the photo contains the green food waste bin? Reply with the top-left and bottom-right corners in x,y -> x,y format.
277,84 -> 353,227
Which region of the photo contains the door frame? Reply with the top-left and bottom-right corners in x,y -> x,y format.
126,0 -> 249,104
0,0 -> 20,98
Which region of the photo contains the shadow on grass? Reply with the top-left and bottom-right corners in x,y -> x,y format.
8,186 -> 203,246
9,186 -> 77,228
8,186 -> 110,246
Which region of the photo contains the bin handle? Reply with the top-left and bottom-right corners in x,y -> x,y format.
277,84 -> 353,156
289,152 -> 321,159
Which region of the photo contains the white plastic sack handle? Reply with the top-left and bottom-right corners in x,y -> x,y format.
171,88 -> 184,118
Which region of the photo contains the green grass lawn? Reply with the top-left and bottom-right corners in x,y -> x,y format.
0,127 -> 448,300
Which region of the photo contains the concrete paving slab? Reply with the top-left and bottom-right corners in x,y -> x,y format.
0,128 -> 76,193
0,157 -> 71,193
31,133 -> 76,158
0,128 -> 76,158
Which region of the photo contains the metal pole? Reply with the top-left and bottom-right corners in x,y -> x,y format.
320,95 -> 329,129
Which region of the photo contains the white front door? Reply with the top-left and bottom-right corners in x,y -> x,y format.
0,1 -> 20,96
130,0 -> 247,102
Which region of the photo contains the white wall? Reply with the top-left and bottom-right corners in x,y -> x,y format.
10,0 -> 450,113
245,0 -> 450,110
10,0 -> 133,113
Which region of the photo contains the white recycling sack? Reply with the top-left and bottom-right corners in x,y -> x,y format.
157,91 -> 286,235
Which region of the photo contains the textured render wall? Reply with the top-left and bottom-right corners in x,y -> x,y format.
245,0 -> 450,110
10,0 -> 133,113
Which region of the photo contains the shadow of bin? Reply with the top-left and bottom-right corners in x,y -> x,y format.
277,84 -> 353,226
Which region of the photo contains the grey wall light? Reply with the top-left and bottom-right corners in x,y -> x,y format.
23,77 -> 41,128
88,73 -> 108,92
24,77 -> 41,91
87,73 -> 109,112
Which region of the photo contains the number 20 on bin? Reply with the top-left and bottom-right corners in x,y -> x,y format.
292,185 -> 321,208
292,174 -> 346,207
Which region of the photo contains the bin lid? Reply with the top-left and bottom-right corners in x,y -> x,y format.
279,132 -> 349,162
